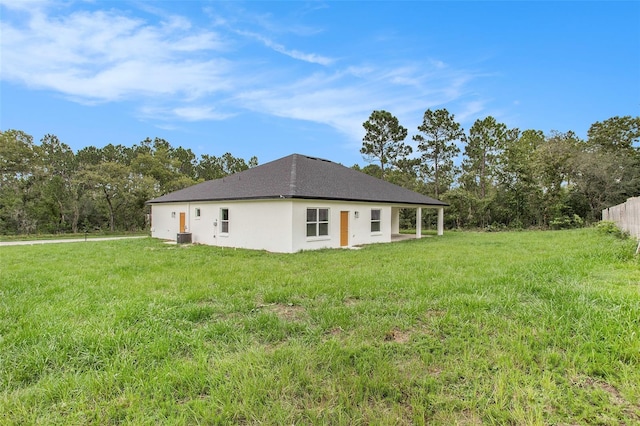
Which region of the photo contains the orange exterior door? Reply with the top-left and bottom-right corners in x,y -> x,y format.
179,212 -> 186,233
340,211 -> 349,247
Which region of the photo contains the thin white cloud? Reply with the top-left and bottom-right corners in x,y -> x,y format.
0,0 -> 48,11
235,30 -> 334,66
0,4 -> 231,103
138,105 -> 235,122
456,100 -> 489,124
172,106 -> 235,122
234,62 -> 483,145
0,1 -> 488,141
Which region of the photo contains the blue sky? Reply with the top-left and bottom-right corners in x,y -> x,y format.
1,1 -> 639,167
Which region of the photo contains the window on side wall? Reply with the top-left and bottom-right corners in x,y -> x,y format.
371,209 -> 381,232
306,208 -> 329,237
195,208 -> 201,218
221,208 -> 229,233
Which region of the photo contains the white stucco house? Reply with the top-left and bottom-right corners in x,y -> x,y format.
147,154 -> 447,253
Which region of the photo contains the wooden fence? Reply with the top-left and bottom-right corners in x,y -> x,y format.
602,197 -> 640,240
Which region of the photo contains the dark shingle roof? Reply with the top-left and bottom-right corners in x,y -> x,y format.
147,154 -> 447,206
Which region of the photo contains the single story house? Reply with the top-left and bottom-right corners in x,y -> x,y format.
147,153 -> 447,253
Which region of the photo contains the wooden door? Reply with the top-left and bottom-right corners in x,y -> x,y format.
340,211 -> 349,247
179,212 -> 186,233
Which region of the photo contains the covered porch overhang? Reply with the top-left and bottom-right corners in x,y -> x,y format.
391,204 -> 445,240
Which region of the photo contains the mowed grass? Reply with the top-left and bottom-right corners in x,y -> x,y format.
1,230 -> 639,425
0,231 -> 149,242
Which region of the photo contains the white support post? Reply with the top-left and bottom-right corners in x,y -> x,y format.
416,207 -> 422,239
437,207 -> 444,236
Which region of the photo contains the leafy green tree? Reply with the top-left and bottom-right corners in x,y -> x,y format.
442,187 -> 477,229
38,134 -> 75,178
386,158 -> 422,192
130,138 -> 195,194
534,131 -> 579,196
196,154 -> 226,181
1,129 -> 259,234
459,117 -> 514,227
413,108 -> 464,197
0,129 -> 36,177
583,115 -> 640,217
79,162 -> 133,232
220,152 -> 253,175
76,146 -> 104,166
532,131 -> 581,226
195,153 -> 255,181
569,149 -> 625,221
351,164 -> 383,179
35,134 -> 77,232
570,116 -> 640,220
173,146 -> 197,179
587,115 -> 640,153
0,130 -> 37,234
101,143 -> 134,164
461,117 -> 509,200
361,110 -> 410,180
495,129 -> 544,227
80,161 -> 149,232
68,174 -> 90,233
125,174 -> 158,230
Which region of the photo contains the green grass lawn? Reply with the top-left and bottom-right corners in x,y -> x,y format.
1,229 -> 639,425
0,230 -> 149,242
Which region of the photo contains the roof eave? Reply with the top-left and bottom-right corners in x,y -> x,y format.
148,194 -> 448,207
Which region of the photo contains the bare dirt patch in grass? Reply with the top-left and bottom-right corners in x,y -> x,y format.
594,380 -> 625,404
254,302 -> 307,322
589,378 -> 640,420
384,327 -> 411,343
573,376 -> 640,421
327,326 -> 343,336
424,308 -> 447,318
453,409 -> 484,425
343,296 -> 360,306
428,365 -> 443,377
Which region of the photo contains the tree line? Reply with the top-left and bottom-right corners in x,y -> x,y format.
0,131 -> 256,234
1,113 -> 638,235
356,111 -> 640,230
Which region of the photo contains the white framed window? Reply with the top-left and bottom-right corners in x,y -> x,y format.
371,209 -> 381,232
195,208 -> 201,218
220,208 -> 229,234
171,212 -> 176,218
306,208 -> 329,237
